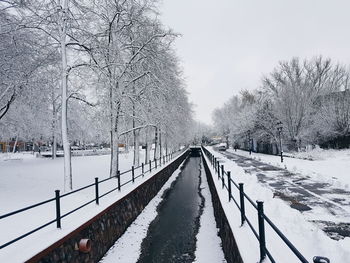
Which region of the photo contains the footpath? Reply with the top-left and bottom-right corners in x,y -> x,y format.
217,148 -> 350,241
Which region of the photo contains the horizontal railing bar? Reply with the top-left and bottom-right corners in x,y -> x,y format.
121,179 -> 133,187
0,218 -> 56,249
244,215 -> 259,240
61,182 -> 95,198
229,193 -> 241,210
134,164 -> 143,170
134,173 -> 143,180
120,168 -> 132,176
0,197 -> 55,220
99,175 -> 118,184
61,199 -> 96,219
243,191 -> 258,209
99,186 -> 119,199
263,214 -> 309,263
230,178 -> 239,190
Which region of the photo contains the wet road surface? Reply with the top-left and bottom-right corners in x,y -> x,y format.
137,156 -> 204,263
217,149 -> 350,240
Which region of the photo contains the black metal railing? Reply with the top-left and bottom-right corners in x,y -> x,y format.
201,146 -> 329,263
0,149 -> 185,250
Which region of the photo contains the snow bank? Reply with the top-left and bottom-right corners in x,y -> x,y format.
194,160 -> 226,263
204,147 -> 350,263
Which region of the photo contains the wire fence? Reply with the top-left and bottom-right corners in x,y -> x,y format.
0,149 -> 185,250
201,146 -> 330,263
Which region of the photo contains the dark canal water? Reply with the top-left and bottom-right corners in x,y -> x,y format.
137,156 -> 203,263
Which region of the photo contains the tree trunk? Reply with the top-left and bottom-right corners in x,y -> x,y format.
159,128 -> 162,158
111,138 -> 119,177
132,103 -> 139,165
52,135 -> 57,159
111,127 -> 119,177
12,135 -> 18,153
153,127 -> 158,160
109,126 -> 114,177
60,0 -> 72,191
165,134 -> 168,156
125,134 -> 129,152
133,130 -> 140,166
145,128 -> 150,163
51,91 -> 57,159
109,83 -> 114,176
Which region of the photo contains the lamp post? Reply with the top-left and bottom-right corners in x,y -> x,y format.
248,130 -> 251,155
277,121 -> 283,163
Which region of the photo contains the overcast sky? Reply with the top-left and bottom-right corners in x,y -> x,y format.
160,0 -> 350,125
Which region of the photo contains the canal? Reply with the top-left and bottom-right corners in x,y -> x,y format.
137,155 -> 203,263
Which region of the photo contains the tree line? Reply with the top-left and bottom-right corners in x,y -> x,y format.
0,0 -> 194,191
213,56 -> 350,152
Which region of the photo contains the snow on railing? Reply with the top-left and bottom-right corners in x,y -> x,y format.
201,146 -> 330,263
0,148 -> 185,250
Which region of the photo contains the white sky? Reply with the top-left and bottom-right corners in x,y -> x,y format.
160,0 -> 350,125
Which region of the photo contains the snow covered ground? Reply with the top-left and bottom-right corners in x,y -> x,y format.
0,149 -> 184,262
205,146 -> 350,262
193,160 -> 226,263
229,148 -> 350,190
0,150 -> 132,213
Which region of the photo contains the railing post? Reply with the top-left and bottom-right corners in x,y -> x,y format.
239,183 -> 245,226
222,168 -> 225,188
55,190 -> 61,229
257,201 -> 266,262
142,162 -> 144,175
132,166 -> 135,183
117,170 -> 121,191
221,165 -> 224,177
227,171 -> 232,202
214,158 -> 217,170
149,160 -> 152,172
95,177 -> 99,205
155,158 -> 157,169
217,161 -> 220,177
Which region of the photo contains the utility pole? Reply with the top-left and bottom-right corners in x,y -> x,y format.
277,121 -> 283,163
248,130 -> 252,155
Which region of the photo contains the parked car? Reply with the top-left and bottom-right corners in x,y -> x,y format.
217,143 -> 227,151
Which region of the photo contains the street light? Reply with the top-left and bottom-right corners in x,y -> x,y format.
276,121 -> 283,163
248,130 -> 251,155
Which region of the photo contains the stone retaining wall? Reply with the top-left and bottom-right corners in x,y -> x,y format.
201,152 -> 244,263
26,151 -> 189,263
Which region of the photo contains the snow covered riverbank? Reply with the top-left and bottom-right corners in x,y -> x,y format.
206,146 -> 350,262
0,150 -> 184,262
